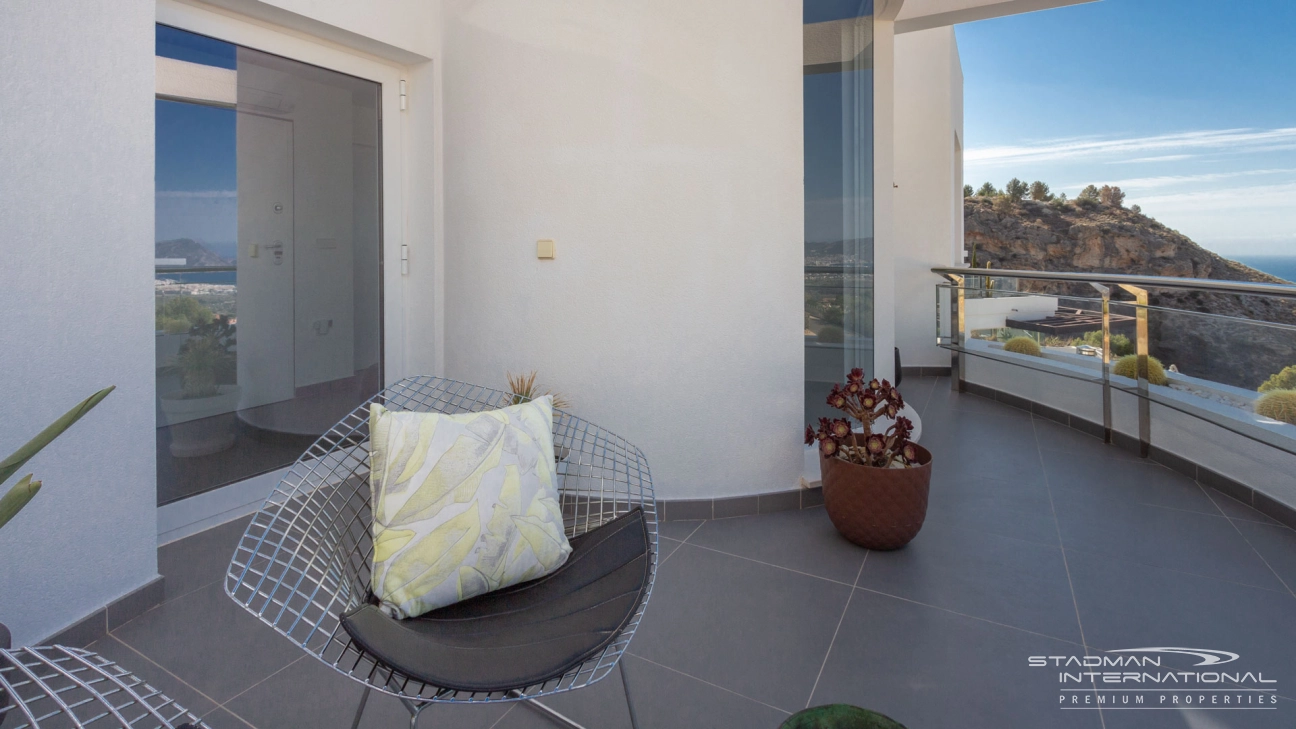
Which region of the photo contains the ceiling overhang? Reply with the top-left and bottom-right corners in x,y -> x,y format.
895,0 -> 1098,34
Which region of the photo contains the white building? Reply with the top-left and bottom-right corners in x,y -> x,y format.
0,0 -> 1093,647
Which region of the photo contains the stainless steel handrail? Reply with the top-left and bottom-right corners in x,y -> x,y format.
932,267 -> 1296,299
932,266 -> 1296,460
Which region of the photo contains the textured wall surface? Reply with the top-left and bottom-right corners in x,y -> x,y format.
441,0 -> 805,499
0,0 -> 158,644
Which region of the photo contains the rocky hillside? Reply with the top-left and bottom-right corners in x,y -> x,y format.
963,196 -> 1296,389
156,238 -> 232,267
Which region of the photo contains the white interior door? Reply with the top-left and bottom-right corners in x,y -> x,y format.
236,112 -> 295,409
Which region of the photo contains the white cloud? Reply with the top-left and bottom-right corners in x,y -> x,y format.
1110,154 -> 1194,164
966,128 -> 1296,166
1136,180 -> 1296,211
1064,169 -> 1296,192
156,190 -> 237,198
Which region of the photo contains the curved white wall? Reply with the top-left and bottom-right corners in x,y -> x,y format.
441,0 -> 805,500
0,0 -> 157,645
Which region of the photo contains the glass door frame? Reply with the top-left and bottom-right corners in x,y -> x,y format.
157,0 -> 409,386
155,0 -> 409,539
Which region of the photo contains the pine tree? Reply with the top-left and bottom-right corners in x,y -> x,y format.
963,184 -> 974,198
1029,180 -> 1052,202
976,182 -> 998,197
1130,204 -> 1142,215
1005,178 -> 1029,203
1079,185 -> 1100,201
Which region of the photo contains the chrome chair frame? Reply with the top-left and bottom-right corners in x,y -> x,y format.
224,377 -> 658,728
0,646 -> 206,729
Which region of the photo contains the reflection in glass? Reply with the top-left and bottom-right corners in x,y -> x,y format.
155,25 -> 382,505
804,1 -> 874,422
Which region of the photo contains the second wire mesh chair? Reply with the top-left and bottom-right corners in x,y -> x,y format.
224,377 -> 658,728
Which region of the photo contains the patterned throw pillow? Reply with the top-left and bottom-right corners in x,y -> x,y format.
368,396 -> 572,619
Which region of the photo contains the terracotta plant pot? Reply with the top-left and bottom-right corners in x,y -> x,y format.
820,441 -> 932,550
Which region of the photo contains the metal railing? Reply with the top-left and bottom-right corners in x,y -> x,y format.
932,267 -> 1296,459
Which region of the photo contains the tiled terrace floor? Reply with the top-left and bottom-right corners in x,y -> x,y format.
87,378 -> 1296,728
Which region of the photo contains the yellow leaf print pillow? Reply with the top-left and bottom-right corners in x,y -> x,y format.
368,395 -> 572,619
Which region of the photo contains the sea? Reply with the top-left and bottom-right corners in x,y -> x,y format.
1234,256 -> 1296,284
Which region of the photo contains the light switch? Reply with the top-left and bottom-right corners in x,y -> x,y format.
536,239 -> 555,260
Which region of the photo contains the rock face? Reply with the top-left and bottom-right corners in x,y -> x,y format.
963,197 -> 1296,389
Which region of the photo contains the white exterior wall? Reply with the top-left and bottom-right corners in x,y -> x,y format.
0,0 -> 158,645
893,26 -> 964,368
440,0 -> 805,500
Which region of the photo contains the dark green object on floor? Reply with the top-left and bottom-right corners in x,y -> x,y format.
781,704 -> 907,729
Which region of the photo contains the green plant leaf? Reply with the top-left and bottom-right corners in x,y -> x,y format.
0,386 -> 115,487
0,474 -> 42,531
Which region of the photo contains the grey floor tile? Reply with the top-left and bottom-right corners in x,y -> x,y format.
923,471 -> 1060,546
657,520 -> 704,542
924,382 -> 1034,420
1231,519 -> 1296,594
1206,488 -> 1285,526
857,523 -> 1083,642
1041,451 -> 1218,515
1067,549 -> 1296,685
85,635 -> 219,720
200,706 -> 255,728
921,408 -> 1046,487
686,507 -> 867,584
1032,417 -> 1143,463
221,651 -> 510,729
1052,489 -> 1286,590
811,589 -> 1102,729
159,516 -> 253,603
494,654 -> 790,729
630,542 -> 852,711
111,581 -> 303,704
658,536 -> 685,563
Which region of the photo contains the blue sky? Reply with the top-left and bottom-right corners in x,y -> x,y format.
957,0 -> 1296,256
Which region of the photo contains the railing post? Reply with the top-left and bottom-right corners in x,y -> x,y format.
1118,284 -> 1151,458
1090,283 -> 1113,444
947,274 -> 966,393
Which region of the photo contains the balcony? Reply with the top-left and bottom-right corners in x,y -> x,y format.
56,374 -> 1295,729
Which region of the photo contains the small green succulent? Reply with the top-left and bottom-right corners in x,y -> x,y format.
1112,354 -> 1169,386
1003,336 -> 1042,357
781,704 -> 907,729
1255,390 -> 1296,426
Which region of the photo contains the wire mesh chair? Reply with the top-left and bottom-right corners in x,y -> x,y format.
0,646 -> 206,728
225,377 -> 658,729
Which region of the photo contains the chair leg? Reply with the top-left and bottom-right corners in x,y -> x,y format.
350,687 -> 371,729
620,659 -> 641,729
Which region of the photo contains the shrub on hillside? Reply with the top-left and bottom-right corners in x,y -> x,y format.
976,182 -> 999,197
1099,185 -> 1126,208
1112,354 -> 1169,385
1255,391 -> 1296,425
1079,330 -> 1134,357
1130,204 -> 1142,215
1079,185 -> 1101,202
1003,336 -> 1042,357
964,184 -> 974,197
1259,365 -> 1296,393
1029,180 -> 1051,201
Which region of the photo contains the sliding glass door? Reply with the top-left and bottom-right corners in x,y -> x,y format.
803,1 -> 875,422
155,25 -> 383,505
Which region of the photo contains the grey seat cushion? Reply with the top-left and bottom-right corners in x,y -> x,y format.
340,507 -> 651,693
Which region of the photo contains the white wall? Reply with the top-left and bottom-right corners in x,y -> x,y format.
893,26 -> 964,368
440,0 -> 805,500
0,0 -> 158,645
